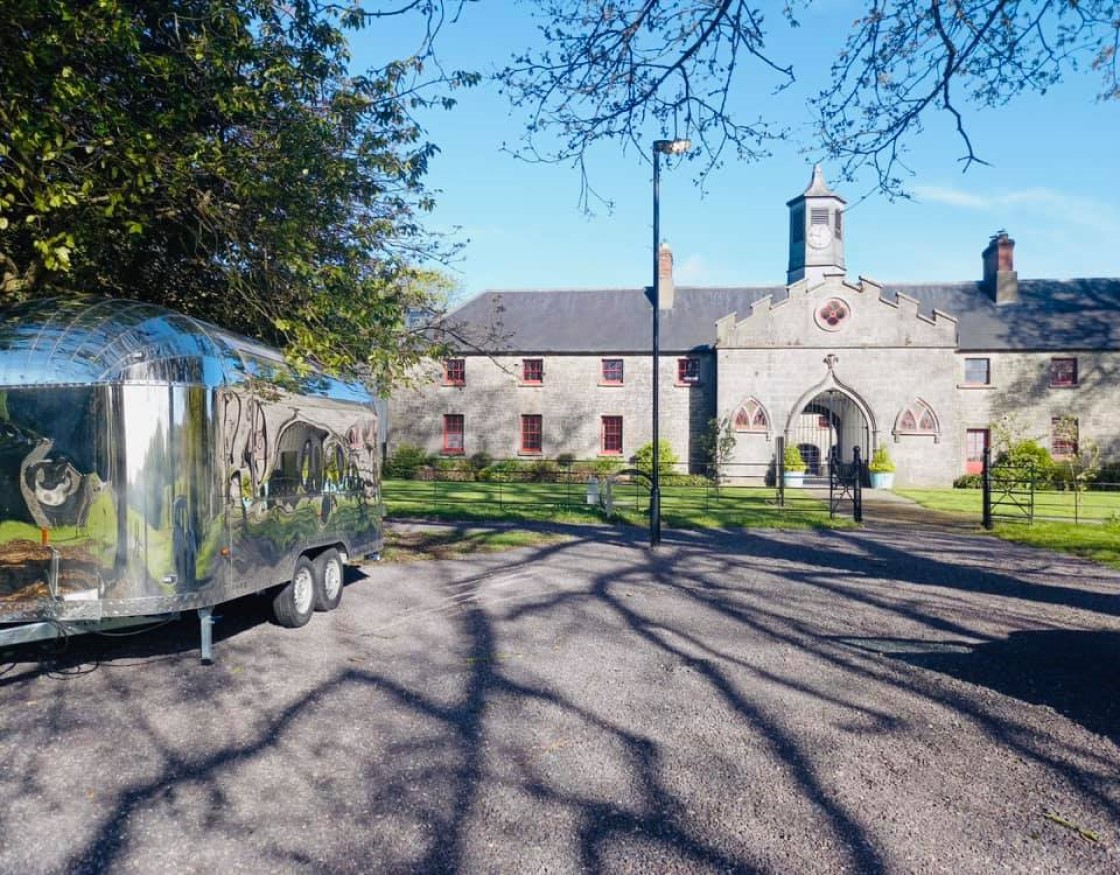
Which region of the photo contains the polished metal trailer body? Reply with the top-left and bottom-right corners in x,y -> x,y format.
0,297 -> 382,646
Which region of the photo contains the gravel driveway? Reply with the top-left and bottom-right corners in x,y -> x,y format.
1,523 -> 1118,874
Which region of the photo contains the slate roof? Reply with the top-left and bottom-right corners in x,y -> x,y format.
880,279 -> 1120,351
447,278 -> 1120,354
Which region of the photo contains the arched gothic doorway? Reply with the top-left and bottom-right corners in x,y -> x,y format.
787,389 -> 871,481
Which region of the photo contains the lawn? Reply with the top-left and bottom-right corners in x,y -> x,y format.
384,480 -> 1119,568
898,487 -> 1120,569
383,479 -> 848,530
990,521 -> 1120,569
897,487 -> 1120,523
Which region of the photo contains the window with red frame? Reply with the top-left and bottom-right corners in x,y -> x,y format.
601,416 -> 623,455
443,414 -> 464,454
1050,357 -> 1078,387
443,358 -> 465,386
522,358 -> 543,384
520,414 -> 542,454
601,358 -> 624,384
677,358 -> 700,384
1051,417 -> 1078,458
965,428 -> 989,474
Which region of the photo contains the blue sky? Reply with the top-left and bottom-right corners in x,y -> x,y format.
350,3 -> 1120,302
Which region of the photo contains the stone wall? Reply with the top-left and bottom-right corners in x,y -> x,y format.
959,350 -> 1120,460
388,352 -> 716,471
387,275 -> 1119,484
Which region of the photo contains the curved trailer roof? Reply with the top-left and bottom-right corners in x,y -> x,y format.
0,296 -> 369,403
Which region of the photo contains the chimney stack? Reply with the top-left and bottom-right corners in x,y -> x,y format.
983,231 -> 1018,304
658,241 -> 675,309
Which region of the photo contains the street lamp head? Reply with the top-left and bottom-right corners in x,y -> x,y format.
653,138 -> 691,156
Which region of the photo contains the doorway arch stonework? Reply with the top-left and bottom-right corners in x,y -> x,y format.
784,369 -> 877,476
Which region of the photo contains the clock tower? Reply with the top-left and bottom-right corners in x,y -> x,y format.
786,165 -> 846,286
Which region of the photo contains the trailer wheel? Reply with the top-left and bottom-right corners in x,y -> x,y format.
272,556 -> 316,628
313,548 -> 344,612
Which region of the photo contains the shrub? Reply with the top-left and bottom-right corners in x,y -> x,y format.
634,441 -> 679,478
528,459 -> 557,482
1091,461 -> 1120,491
782,443 -> 806,473
384,444 -> 429,480
556,453 -> 575,468
468,451 -> 492,473
591,458 -> 621,477
662,473 -> 712,487
486,459 -> 524,482
953,474 -> 983,489
868,444 -> 895,473
994,439 -> 1054,486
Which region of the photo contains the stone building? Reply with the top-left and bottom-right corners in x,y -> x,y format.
388,168 -> 1120,486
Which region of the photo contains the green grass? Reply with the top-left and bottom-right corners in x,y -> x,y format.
897,487 -> 1120,569
990,520 -> 1120,569
384,479 -> 848,531
898,487 -> 1120,523
382,528 -> 572,562
385,480 -> 1119,569
895,488 -> 982,515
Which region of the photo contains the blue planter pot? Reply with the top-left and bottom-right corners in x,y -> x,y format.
870,471 -> 894,489
782,471 -> 805,488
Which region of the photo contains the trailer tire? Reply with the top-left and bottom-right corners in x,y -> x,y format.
313,548 -> 344,612
272,556 -> 316,628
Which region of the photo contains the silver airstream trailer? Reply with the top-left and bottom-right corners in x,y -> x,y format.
0,297 -> 383,660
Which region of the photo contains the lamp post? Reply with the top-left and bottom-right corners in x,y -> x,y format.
650,138 -> 691,548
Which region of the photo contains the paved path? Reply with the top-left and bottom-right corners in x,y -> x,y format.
803,486 -> 979,531
858,488 -> 979,531
1,525 -> 1117,874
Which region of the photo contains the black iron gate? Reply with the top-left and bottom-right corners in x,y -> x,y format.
829,446 -> 864,522
981,447 -> 1035,527
787,389 -> 871,485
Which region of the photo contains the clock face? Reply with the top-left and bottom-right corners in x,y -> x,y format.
807,223 -> 833,249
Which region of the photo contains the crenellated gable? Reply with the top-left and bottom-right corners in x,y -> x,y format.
716,274 -> 958,349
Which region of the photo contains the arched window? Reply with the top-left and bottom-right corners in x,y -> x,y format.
733,398 -> 770,433
894,399 -> 940,441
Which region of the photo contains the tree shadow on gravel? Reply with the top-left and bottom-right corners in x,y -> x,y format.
25,540 -> 764,875
835,630 -> 1120,747
3,524 -> 1119,873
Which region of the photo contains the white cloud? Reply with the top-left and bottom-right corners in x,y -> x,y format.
912,185 -> 988,209
674,253 -> 715,285
913,185 -> 1119,232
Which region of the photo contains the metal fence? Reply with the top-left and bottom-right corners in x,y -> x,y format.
383,453 -> 864,523
981,448 -> 1120,528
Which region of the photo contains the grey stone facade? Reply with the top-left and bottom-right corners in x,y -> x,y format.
387,169 -> 1120,485
390,351 -> 713,470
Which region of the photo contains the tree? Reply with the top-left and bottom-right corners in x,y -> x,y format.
1051,415 -> 1100,522
698,416 -> 736,483
0,0 -> 477,385
496,1 -> 1120,199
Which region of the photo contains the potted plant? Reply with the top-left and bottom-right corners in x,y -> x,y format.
782,444 -> 807,488
868,444 -> 896,489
